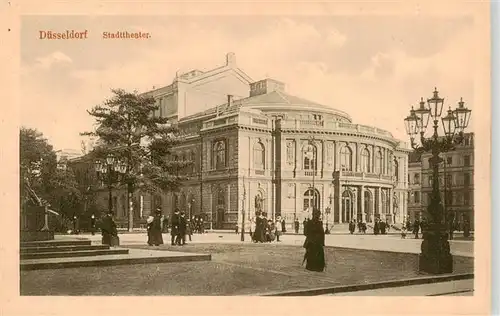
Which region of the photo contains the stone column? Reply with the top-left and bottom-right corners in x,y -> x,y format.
360,186 -> 366,222
339,184 -> 344,223
389,188 -> 394,224
377,187 -> 382,219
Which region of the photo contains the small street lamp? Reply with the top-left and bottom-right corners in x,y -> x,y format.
95,154 -> 127,215
403,88 -> 471,274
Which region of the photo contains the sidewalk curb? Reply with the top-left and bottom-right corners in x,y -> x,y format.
259,273 -> 474,296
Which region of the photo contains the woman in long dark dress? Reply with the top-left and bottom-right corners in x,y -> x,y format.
303,209 -> 326,272
150,210 -> 164,246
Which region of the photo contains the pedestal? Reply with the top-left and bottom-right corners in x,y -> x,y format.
418,223 -> 453,274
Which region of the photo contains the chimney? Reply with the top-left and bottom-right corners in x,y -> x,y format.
227,95 -> 233,107
226,52 -> 236,66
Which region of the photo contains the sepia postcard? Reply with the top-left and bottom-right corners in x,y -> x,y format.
0,1 -> 492,316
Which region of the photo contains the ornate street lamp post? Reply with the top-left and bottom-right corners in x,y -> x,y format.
95,154 -> 127,215
404,88 -> 471,274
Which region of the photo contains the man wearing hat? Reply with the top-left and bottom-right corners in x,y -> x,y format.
171,208 -> 180,245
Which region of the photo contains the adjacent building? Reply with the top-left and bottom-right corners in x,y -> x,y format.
407,133 -> 474,227
77,53 -> 411,230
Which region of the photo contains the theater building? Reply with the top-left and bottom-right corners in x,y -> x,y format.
79,53 -> 411,230
137,53 -> 411,230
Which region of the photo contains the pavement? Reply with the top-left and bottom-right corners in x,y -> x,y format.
59,230 -> 474,258
326,279 -> 474,296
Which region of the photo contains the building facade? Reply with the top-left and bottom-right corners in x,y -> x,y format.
407,133 -> 474,227
82,53 -> 411,230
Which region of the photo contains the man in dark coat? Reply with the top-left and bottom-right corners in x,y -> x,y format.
281,218 -> 286,233
413,219 -> 420,239
178,211 -> 187,245
294,219 -> 300,234
349,220 -> 355,234
171,208 -> 180,245
101,211 -> 117,246
303,219 -> 308,236
303,209 -> 326,272
380,220 -> 386,235
374,219 -> 380,235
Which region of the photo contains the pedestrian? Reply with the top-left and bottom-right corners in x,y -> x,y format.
186,219 -> 193,242
178,211 -> 187,245
171,208 -> 180,245
281,218 -> 286,234
235,223 -> 239,234
163,215 -> 169,233
349,220 -> 355,234
101,211 -> 118,247
275,217 -> 282,242
374,218 -> 380,235
250,218 -> 256,241
303,218 -> 308,236
146,214 -> 154,246
413,219 -> 420,239
150,209 -> 164,246
380,220 -> 386,235
303,209 -> 326,272
90,214 -> 96,236
463,219 -> 471,238
401,222 -> 407,239
199,217 -> 205,234
294,218 -> 300,234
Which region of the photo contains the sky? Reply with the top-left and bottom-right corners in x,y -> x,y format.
20,15 -> 476,152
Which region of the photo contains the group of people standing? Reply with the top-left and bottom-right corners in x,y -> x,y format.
249,213 -> 286,243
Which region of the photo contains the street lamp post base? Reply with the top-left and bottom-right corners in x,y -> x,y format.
418,223 -> 453,274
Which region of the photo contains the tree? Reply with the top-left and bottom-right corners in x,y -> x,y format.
82,89 -> 190,231
20,128 -> 82,221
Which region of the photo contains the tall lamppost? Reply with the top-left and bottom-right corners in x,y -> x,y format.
94,154 -> 127,215
305,136 -> 317,214
404,88 -> 471,274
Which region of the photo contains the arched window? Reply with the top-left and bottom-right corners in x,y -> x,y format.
303,189 -> 320,211
217,189 -> 225,206
303,144 -> 317,170
340,146 -> 353,171
361,148 -> 370,173
374,150 -> 383,174
213,140 -> 226,170
253,142 -> 265,170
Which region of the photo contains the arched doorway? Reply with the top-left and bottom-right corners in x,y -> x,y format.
303,188 -> 320,214
364,190 -> 373,223
342,190 -> 354,223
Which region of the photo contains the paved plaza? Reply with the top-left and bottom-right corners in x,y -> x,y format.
20,232 -> 474,296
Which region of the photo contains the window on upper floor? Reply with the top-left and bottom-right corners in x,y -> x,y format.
340,146 -> 353,171
464,191 -> 471,205
447,157 -> 453,165
414,191 -> 420,204
464,173 -> 471,186
414,174 -> 420,185
463,155 -> 471,166
303,144 -> 317,171
212,140 -> 227,170
374,150 -> 383,174
253,142 -> 265,170
361,148 -> 371,173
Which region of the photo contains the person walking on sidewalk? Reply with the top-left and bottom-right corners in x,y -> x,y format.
294,218 -> 300,234
171,209 -> 180,245
186,218 -> 193,242
275,217 -> 282,242
101,211 -> 118,247
303,209 -> 326,272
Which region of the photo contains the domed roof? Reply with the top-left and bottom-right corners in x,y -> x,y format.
238,90 -> 352,122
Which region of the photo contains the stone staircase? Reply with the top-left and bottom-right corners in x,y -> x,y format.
20,239 -> 129,261
20,238 -> 211,271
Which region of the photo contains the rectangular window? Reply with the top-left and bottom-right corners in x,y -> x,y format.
414,191 -> 420,204
463,155 -> 471,166
464,191 -> 470,205
464,173 -> 471,186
